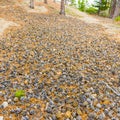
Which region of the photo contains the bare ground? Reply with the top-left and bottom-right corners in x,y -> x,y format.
0,1 -> 120,120
0,0 -> 58,36
66,6 -> 120,42
0,18 -> 18,36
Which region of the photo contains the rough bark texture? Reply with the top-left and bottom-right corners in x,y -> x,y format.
109,0 -> 116,18
60,0 -> 65,15
30,0 -> 34,9
113,0 -> 120,19
65,0 -> 67,5
44,0 -> 47,4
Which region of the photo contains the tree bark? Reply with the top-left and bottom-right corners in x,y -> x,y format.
60,0 -> 65,15
109,0 -> 116,18
98,0 -> 102,15
44,0 -> 47,4
30,0 -> 34,9
113,0 -> 120,19
65,0 -> 67,5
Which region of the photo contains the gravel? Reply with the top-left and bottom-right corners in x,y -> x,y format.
1,102 -> 8,108
0,1 -> 120,119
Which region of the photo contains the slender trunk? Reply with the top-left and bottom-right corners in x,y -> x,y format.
98,7 -> 100,15
44,0 -> 47,4
109,0 -> 116,18
65,0 -> 67,5
113,0 -> 120,19
98,0 -> 101,15
60,0 -> 65,15
30,0 -> 34,9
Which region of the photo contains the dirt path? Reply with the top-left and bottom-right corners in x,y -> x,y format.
66,6 -> 120,42
21,0 -> 48,13
0,18 -> 18,36
0,0 -> 61,36
0,0 -> 49,36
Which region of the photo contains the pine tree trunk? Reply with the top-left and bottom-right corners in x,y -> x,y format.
30,0 -> 34,9
98,0 -> 101,15
98,7 -> 100,15
60,0 -> 65,15
113,0 -> 120,19
65,0 -> 67,5
109,0 -> 116,18
44,0 -> 47,4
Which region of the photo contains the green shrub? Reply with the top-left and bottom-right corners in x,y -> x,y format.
15,90 -> 25,98
78,0 -> 86,12
99,9 -> 109,17
115,16 -> 120,21
86,7 -> 98,14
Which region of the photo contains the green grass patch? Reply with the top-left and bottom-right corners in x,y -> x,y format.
115,16 -> 120,21
86,7 -> 98,14
15,90 -> 25,99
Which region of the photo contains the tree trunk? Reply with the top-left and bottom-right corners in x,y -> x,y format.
60,0 -> 65,15
109,0 -> 116,18
44,0 -> 47,4
113,0 -> 120,19
30,0 -> 34,9
98,7 -> 100,15
65,0 -> 67,5
98,0 -> 102,15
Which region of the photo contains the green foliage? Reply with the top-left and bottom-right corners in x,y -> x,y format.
99,9 -> 109,17
93,0 -> 110,13
115,16 -> 120,21
78,0 -> 87,11
70,0 -> 76,6
86,7 -> 98,14
15,90 -> 25,98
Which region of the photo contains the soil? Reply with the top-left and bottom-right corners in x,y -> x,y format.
0,18 -> 18,36
66,6 -> 120,42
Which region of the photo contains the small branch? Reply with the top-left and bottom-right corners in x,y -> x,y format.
98,81 -> 120,97
46,96 -> 54,104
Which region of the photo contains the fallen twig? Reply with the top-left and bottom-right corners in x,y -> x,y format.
99,81 -> 120,97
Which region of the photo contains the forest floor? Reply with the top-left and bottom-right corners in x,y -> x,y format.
0,0 -> 120,120
66,6 -> 120,43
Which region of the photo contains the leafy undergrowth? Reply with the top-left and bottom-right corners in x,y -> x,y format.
15,90 -> 25,99
85,7 -> 98,14
115,16 -> 120,22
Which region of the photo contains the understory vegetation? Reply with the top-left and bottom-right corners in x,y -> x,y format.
115,16 -> 120,21
70,0 -> 120,20
85,7 -> 98,14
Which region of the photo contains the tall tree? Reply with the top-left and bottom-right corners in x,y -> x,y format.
65,0 -> 68,5
71,0 -> 76,6
30,0 -> 34,9
44,0 -> 47,4
94,0 -> 109,15
60,0 -> 65,15
96,0 -> 102,15
78,0 -> 88,12
113,0 -> 120,19
109,0 -> 116,18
